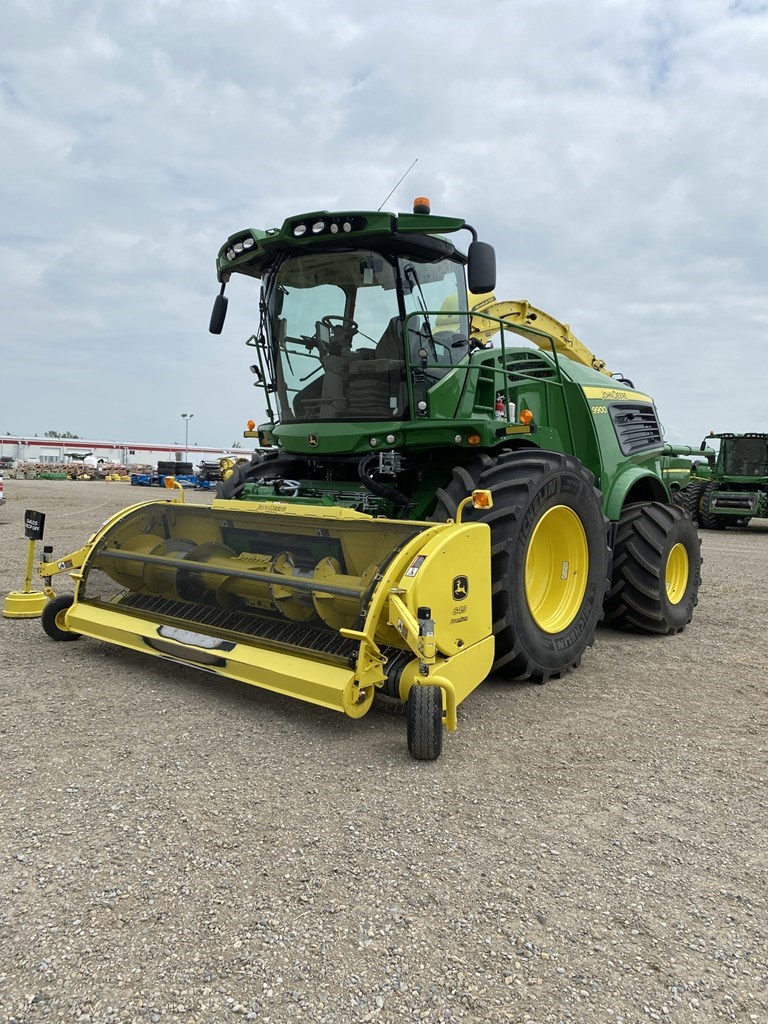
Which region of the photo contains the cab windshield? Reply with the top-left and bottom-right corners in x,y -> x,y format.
721,437 -> 768,477
266,249 -> 468,422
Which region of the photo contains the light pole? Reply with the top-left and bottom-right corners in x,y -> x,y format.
181,412 -> 194,460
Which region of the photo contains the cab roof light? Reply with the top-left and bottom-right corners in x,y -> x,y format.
224,235 -> 256,261
289,215 -> 363,239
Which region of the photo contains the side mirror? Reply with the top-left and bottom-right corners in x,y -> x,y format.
467,241 -> 496,295
209,293 -> 229,335
700,440 -> 707,451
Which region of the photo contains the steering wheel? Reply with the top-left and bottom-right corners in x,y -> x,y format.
321,315 -> 359,336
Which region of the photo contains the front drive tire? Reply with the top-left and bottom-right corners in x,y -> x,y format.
41,595 -> 82,641
432,450 -> 610,682
603,502 -> 701,634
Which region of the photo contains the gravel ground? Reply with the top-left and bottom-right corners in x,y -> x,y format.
1,480 -> 766,1024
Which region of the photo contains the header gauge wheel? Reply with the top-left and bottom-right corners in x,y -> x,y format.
42,595 -> 82,642
407,685 -> 443,761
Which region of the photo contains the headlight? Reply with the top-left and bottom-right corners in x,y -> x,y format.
311,220 -> 326,234
242,237 -> 255,249
293,224 -> 307,237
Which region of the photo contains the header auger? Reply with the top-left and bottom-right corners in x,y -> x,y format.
30,197 -> 702,759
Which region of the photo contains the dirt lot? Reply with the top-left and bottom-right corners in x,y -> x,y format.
1,480 -> 766,1024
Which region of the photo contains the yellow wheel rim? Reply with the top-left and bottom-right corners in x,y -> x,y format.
524,505 -> 589,634
665,542 -> 689,605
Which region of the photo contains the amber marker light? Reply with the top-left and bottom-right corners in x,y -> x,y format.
471,489 -> 493,509
247,419 -> 256,430
519,409 -> 534,425
467,433 -> 482,446
413,196 -> 431,214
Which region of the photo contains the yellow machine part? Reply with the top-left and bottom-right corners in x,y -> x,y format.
55,498 -> 495,723
470,295 -> 614,377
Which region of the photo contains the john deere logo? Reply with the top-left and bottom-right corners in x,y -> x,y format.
452,575 -> 469,601
307,434 -> 319,447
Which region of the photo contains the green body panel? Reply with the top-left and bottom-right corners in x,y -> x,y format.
216,207 -> 679,524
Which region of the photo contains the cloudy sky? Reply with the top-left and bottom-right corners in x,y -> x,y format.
2,0 -> 767,449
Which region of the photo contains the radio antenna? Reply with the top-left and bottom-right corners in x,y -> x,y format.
377,158 -> 419,211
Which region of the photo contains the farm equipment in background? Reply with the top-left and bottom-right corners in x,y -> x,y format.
197,460 -> 227,484
31,198 -> 702,759
130,460 -> 230,490
682,432 -> 768,529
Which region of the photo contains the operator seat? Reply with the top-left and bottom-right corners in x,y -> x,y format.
375,317 -> 405,359
346,317 -> 408,418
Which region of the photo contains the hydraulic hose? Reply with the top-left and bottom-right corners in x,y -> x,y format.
358,453 -> 410,511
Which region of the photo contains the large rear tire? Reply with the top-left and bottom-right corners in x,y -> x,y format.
432,450 -> 610,682
603,502 -> 701,634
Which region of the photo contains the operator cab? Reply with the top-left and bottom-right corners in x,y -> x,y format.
209,199 -> 496,426
266,249 -> 472,423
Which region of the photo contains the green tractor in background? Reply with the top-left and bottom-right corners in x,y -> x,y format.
682,432 -> 768,529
